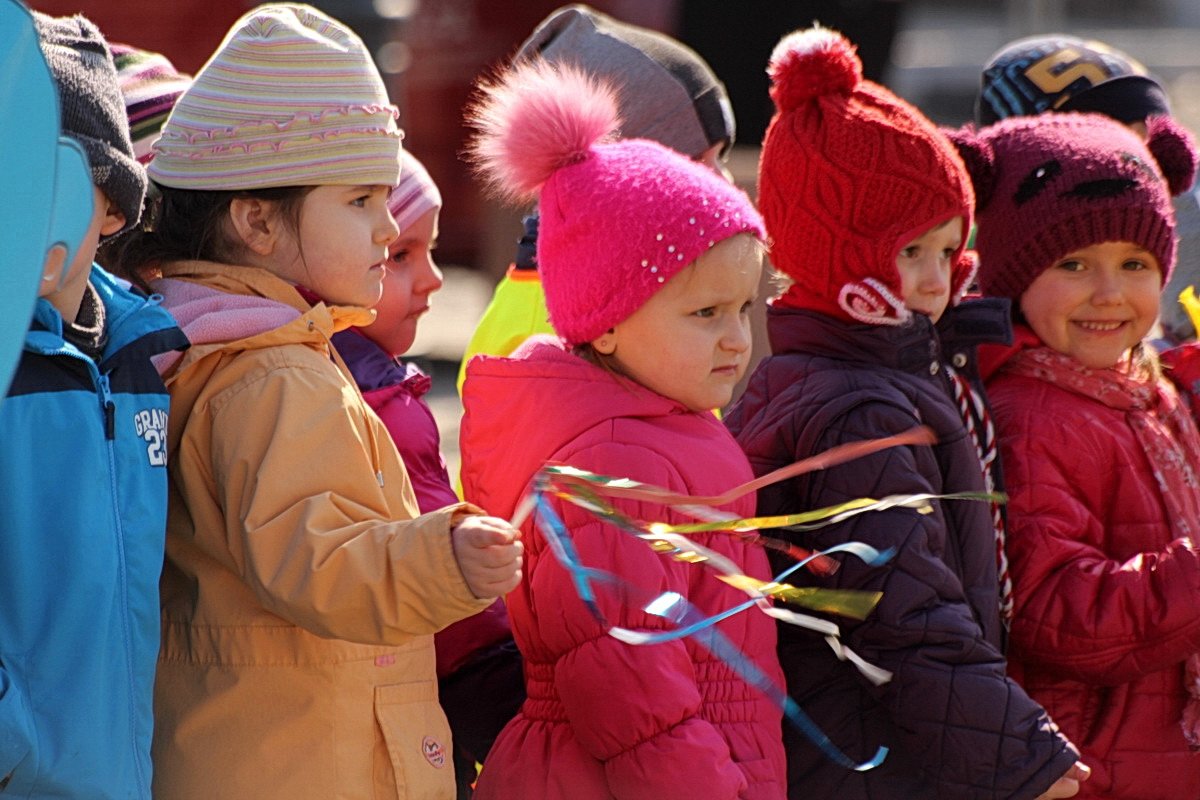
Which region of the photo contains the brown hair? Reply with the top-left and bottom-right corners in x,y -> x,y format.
100,183 -> 314,291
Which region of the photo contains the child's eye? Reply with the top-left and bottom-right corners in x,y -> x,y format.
941,248 -> 957,260
1122,259 -> 1149,271
899,246 -> 918,259
1056,260 -> 1085,272
740,300 -> 754,315
351,194 -> 372,208
391,249 -> 409,263
694,307 -> 716,318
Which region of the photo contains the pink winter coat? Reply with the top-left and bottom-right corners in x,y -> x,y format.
987,340 -> 1200,798
460,337 -> 787,800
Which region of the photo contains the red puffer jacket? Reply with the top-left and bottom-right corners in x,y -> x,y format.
987,342 -> 1200,799
460,337 -> 787,800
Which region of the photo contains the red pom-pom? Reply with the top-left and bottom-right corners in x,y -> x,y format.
767,26 -> 862,113
1147,115 -> 1198,196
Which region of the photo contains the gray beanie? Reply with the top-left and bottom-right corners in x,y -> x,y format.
516,4 -> 735,158
34,11 -> 147,235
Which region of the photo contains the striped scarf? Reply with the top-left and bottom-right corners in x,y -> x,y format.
947,365 -> 1013,627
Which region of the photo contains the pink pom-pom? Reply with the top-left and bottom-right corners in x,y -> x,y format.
767,25 -> 861,113
467,60 -> 620,203
1147,115 -> 1198,196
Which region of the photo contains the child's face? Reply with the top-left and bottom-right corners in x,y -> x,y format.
273,184 -> 399,308
596,233 -> 762,412
361,207 -> 443,357
895,216 -> 962,324
1019,241 -> 1161,369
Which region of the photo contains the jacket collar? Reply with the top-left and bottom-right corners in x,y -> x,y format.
766,304 -> 942,374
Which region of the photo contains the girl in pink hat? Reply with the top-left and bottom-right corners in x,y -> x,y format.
459,59 -> 786,798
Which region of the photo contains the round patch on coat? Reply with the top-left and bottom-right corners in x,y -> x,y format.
422,736 -> 447,769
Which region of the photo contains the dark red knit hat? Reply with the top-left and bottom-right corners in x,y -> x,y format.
950,113 -> 1197,301
758,26 -> 975,326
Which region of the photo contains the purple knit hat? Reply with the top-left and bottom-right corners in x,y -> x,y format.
468,60 -> 763,345
950,113 -> 1197,300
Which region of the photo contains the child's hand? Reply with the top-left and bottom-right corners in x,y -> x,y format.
451,516 -> 523,599
1035,761 -> 1090,799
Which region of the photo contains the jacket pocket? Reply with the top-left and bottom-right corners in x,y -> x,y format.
374,680 -> 455,800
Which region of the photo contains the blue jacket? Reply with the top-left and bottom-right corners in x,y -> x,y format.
0,266 -> 186,798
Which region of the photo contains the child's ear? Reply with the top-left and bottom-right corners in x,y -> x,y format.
98,193 -> 126,237
944,124 -> 996,212
1146,116 -> 1198,196
592,329 -> 617,355
38,245 -> 69,297
228,197 -> 281,256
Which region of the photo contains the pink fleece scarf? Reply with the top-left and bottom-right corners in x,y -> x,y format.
1004,346 -> 1200,748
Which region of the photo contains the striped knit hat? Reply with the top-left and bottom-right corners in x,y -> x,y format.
110,44 -> 192,165
148,4 -> 402,189
389,149 -> 441,233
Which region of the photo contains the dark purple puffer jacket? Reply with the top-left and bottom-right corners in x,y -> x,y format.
725,303 -> 1077,800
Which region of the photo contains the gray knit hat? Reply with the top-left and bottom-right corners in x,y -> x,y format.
34,11 -> 147,235
516,4 -> 735,158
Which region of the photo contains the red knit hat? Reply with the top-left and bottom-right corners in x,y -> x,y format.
950,113 -> 1197,301
759,26 -> 975,326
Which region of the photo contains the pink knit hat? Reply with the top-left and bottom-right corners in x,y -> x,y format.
388,149 -> 441,233
759,26 -> 975,326
148,4 -> 402,190
950,112 -> 1197,300
468,60 -> 763,345
109,43 -> 192,165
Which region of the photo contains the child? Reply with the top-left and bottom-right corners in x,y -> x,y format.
106,6 -> 522,799
459,60 -> 787,798
725,27 -> 1085,799
973,33 -> 1200,346
456,2 -> 737,392
954,110 -> 1200,798
304,149 -> 524,797
0,12 -> 187,797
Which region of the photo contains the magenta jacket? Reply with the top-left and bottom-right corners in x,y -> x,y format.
460,337 -> 787,800
333,328 -> 511,676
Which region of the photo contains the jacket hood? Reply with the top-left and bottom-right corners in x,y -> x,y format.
460,335 -> 686,520
150,260 -> 373,378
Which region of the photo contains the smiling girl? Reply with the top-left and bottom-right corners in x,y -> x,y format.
958,111 -> 1200,799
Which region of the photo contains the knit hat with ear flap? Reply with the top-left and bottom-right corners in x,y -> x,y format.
467,60 -> 763,346
759,26 -> 975,326
949,112 -> 1197,302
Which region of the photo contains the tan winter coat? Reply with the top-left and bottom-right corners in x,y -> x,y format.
149,262 -> 490,800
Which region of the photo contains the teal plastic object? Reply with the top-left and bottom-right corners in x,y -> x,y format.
0,0 -> 94,399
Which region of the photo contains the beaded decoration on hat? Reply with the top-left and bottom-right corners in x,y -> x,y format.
467,60 -> 763,345
758,26 -> 975,326
951,113 -> 1197,301
148,4 -> 402,190
110,44 -> 192,165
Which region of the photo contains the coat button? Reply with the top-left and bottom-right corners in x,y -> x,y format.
929,361 -> 940,375
952,353 -> 967,368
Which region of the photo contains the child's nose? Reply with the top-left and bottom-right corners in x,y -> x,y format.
721,316 -> 751,353
377,212 -> 401,246
417,258 -> 444,294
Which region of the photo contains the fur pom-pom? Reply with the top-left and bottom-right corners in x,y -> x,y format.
767,25 -> 861,113
466,60 -> 620,204
945,124 -> 996,212
1147,115 -> 1198,196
